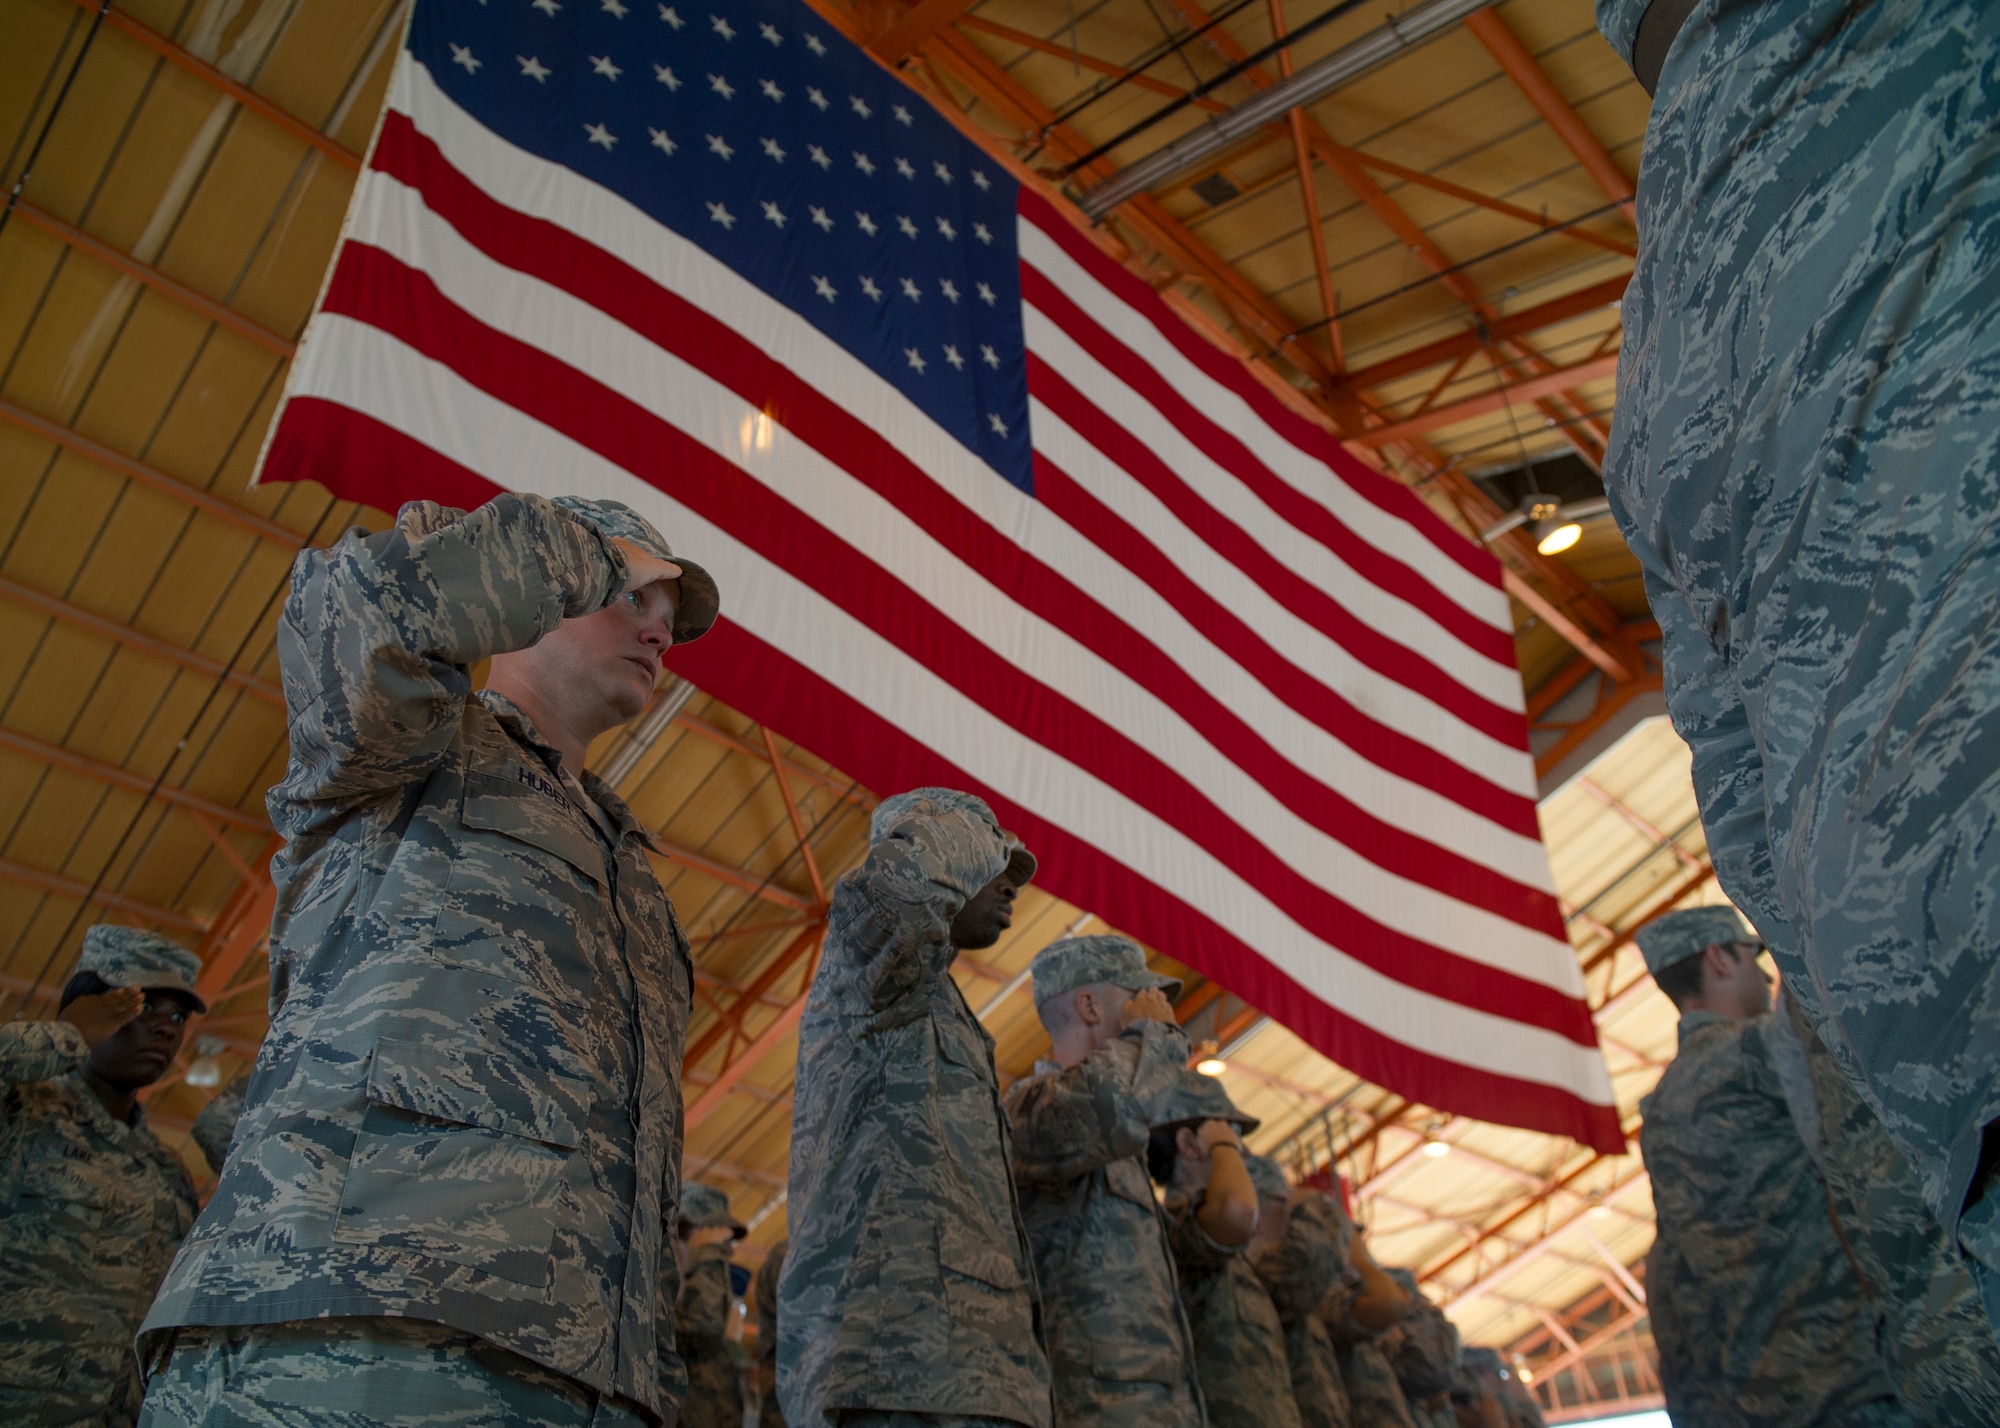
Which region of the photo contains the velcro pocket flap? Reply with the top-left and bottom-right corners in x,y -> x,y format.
938,1214 -> 1024,1290
367,1037 -> 588,1151
462,771 -> 606,889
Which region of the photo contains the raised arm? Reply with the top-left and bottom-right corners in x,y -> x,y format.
1255,1193 -> 1353,1322
1007,1016 -> 1190,1182
272,495 -> 626,821
0,1019 -> 89,1086
819,802 -> 1006,1026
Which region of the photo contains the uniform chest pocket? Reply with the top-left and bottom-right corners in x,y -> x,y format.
335,1037 -> 591,1288
1104,1157 -> 1157,1209
431,772 -> 608,1001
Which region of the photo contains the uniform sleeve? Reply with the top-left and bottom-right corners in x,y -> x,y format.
1255,1196 -> 1351,1322
190,1074 -> 250,1174
752,1240 -> 784,1366
1317,1277 -> 1376,1349
676,1244 -> 736,1360
1168,1193 -> 1242,1279
271,495 -> 626,824
0,1019 -> 88,1085
819,805 -> 1006,1025
1006,1017 -> 1190,1183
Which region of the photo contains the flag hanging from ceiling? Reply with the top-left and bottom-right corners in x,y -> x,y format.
258,0 -> 1620,1150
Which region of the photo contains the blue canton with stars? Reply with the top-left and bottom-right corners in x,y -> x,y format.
413,0 -> 1032,493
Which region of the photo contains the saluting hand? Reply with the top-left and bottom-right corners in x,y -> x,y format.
59,987 -> 144,1048
1121,987 -> 1175,1028
610,536 -> 685,593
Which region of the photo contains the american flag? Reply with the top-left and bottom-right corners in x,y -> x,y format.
259,0 -> 1620,1149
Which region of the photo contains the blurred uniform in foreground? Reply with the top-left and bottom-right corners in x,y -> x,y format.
1,928 -> 206,1428
754,1238 -> 788,1427
139,494 -> 720,1427
1595,0 -> 2000,1316
1006,934 -> 1203,1428
1381,1269 -> 1456,1428
1636,908 -> 1907,1426
780,788 -> 1048,1428
1319,1230 -> 1417,1428
1250,1166 -> 1352,1428
1152,1076 -> 1296,1428
677,1183 -> 747,1428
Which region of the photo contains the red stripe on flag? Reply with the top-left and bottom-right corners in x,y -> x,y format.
1017,190 -> 1503,591
314,248 -> 1597,1041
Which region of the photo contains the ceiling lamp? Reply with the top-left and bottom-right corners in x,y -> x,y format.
1195,1056 -> 1228,1077
1536,521 -> 1584,555
1481,494 -> 1611,555
184,1036 -> 227,1089
1421,1137 -> 1452,1159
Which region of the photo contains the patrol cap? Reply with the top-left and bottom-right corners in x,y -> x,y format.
869,787 -> 1037,887
78,925 -> 206,1013
678,1181 -> 746,1239
552,495 -> 721,646
1156,1067 -> 1259,1134
1459,1347 -> 1504,1377
1635,905 -> 1759,977
1245,1153 -> 1291,1202
1031,933 -> 1181,1009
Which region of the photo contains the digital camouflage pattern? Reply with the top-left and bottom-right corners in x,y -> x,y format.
1632,906 -> 1754,978
1640,1011 -> 1907,1426
1380,1271 -> 1457,1422
1320,1280 -> 1416,1428
1772,990 -> 2000,1424
1253,1193 -> 1354,1428
677,1240 -> 744,1428
779,790 -> 1049,1427
1645,1234 -> 1738,1427
1,1019 -> 198,1428
1027,934 -> 1180,1010
1595,0 -> 2000,1285
76,926 -> 205,1009
1005,1015 -> 1203,1428
754,1239 -> 787,1428
549,494 -> 721,646
1165,1193 -> 1301,1428
188,1075 -> 247,1176
138,1317 -> 649,1426
139,495 -> 696,1423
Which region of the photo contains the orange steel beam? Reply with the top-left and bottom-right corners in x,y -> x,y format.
1354,352 -> 1622,446
192,842 -> 283,1004
184,811 -> 265,887
0,725 -> 269,832
1579,859 -> 1717,978
683,922 -> 825,1073
1531,670 -> 1663,777
869,0 -> 982,62
0,855 -> 207,933
1463,9 -> 1637,226
1503,572 -> 1635,683
760,726 -> 829,908
647,842 -> 815,911
1340,276 -> 1629,392
69,0 -> 364,173
0,573 -> 287,707
10,200 -> 298,357
1268,0 -> 1343,368
0,398 -> 306,550
956,15 -> 1231,111
683,947 -> 820,1129
670,711 -> 873,808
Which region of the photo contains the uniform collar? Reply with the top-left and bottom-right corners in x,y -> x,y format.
1675,1009 -> 1735,1047
59,1071 -> 147,1139
478,690 -> 656,849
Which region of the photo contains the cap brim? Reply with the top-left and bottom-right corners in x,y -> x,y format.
667,557 -> 721,645
1121,969 -> 1182,1001
106,971 -> 208,1015
1004,843 -> 1037,887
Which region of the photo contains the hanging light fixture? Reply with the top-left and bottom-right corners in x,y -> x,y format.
184,1036 -> 226,1089
1480,494 -> 1612,554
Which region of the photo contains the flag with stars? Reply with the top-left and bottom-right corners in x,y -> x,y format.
259,0 -> 1619,1150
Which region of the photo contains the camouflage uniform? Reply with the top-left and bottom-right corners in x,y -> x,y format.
1381,1271 -> 1456,1428
779,789 -> 1049,1428
140,494 -> 717,1425
188,1075 -> 247,1176
1641,1006 -> 1908,1426
1769,989 -> 2000,1424
678,1183 -> 747,1428
1595,0 -> 2000,1296
2,926 -> 206,1428
1252,1193 -> 1353,1428
1319,1283 -> 1416,1428
1005,933 -> 1200,1428
754,1239 -> 787,1427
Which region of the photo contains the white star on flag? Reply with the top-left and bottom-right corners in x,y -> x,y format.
658,4 -> 683,26
853,152 -> 875,176
900,278 -> 921,302
812,275 -> 836,301
944,345 -> 966,369
980,344 -> 1000,368
808,145 -> 831,170
939,279 -> 960,303
584,122 -> 617,149
650,127 -> 676,154
973,223 -> 993,245
655,64 -> 680,88
893,157 -> 916,179
896,215 -> 919,239
590,54 -> 621,79
855,211 -> 878,236
849,96 -> 871,118
518,55 -> 551,81
809,205 -> 833,230
706,133 -> 734,159
893,105 -> 913,125
761,78 -> 784,101
971,169 -> 991,190
976,282 -> 996,306
761,137 -> 786,161
761,201 -> 787,227
935,217 -> 956,240
710,14 -> 735,39
807,87 -> 829,110
804,32 -> 826,55
532,0 -> 560,14
707,201 -> 735,228
905,348 -> 926,373
760,22 -> 782,44
450,43 -> 481,73
601,0 -> 628,15
709,73 -> 735,98
859,275 -> 882,300
987,412 -> 1009,435
933,161 -> 953,183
